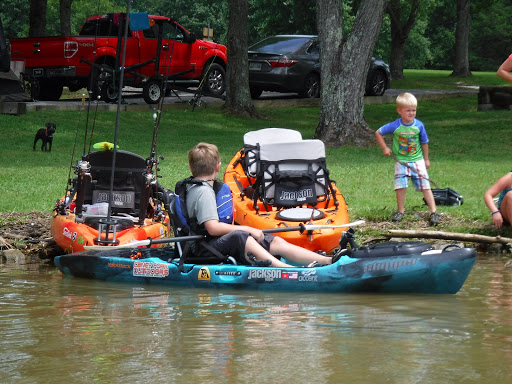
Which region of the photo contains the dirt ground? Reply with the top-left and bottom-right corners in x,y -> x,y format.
0,211 -> 61,261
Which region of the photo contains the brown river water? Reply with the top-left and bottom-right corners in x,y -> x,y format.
1,254 -> 511,384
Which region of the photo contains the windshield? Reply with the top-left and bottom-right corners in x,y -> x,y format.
249,36 -> 311,54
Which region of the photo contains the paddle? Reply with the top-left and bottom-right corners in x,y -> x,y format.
83,219 -> 365,250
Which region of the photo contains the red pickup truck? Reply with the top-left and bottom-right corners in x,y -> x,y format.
9,13 -> 227,103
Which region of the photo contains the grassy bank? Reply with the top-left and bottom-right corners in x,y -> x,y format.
391,69 -> 505,89
1,78 -> 511,238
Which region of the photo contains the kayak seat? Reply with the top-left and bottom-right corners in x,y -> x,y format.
82,150 -> 149,217
165,190 -> 237,266
252,139 -> 337,210
241,128 -> 303,179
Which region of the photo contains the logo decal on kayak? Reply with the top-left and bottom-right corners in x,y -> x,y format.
298,269 -> 318,282
108,263 -> 131,269
133,261 -> 169,278
248,269 -> 282,281
198,267 -> 211,281
279,188 -> 314,202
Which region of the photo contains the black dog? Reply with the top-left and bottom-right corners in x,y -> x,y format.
33,122 -> 56,152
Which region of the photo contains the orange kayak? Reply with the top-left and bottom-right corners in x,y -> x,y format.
223,129 -> 350,254
51,149 -> 171,253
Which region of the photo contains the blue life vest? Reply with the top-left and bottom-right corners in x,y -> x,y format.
174,177 -> 233,235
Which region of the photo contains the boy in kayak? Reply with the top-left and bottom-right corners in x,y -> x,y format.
375,92 -> 439,225
184,142 -> 336,267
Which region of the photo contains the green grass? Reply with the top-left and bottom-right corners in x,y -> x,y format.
392,69 -> 508,89
1,70 -> 510,237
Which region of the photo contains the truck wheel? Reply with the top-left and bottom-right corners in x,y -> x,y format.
36,80 -> 63,101
100,83 -> 118,103
143,79 -> 163,104
203,63 -> 225,97
25,79 -> 40,100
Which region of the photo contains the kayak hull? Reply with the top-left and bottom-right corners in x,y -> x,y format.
54,246 -> 477,294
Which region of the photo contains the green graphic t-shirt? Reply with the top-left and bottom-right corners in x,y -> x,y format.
377,118 -> 429,162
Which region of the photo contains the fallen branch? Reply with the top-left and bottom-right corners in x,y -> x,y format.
383,229 -> 512,245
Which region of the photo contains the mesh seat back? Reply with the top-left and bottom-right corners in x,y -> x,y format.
242,128 -> 303,178
257,140 -> 329,207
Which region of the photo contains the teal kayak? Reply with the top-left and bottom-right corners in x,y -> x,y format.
54,242 -> 476,294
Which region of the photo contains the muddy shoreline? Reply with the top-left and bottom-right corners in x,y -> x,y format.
0,210 -> 508,264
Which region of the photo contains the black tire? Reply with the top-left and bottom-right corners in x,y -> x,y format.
100,82 -> 118,103
24,78 -> 38,100
94,62 -> 119,103
299,73 -> 320,98
87,65 -> 101,101
250,87 -> 263,99
143,79 -> 163,104
366,70 -> 387,96
36,79 -> 63,101
203,63 -> 226,97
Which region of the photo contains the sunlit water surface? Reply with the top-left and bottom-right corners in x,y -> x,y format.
1,254 -> 512,384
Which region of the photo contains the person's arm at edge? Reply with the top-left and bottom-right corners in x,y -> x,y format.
497,55 -> 512,84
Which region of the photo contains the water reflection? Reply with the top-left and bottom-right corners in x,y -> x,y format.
1,255 -> 512,383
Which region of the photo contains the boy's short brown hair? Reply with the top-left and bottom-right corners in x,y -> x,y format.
188,142 -> 221,177
396,92 -> 418,108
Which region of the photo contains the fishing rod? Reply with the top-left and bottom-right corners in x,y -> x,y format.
92,1 -> 132,246
137,0 -> 186,225
84,220 -> 366,250
56,0 -> 103,216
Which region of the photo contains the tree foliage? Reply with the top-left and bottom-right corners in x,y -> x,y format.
1,0 -> 512,70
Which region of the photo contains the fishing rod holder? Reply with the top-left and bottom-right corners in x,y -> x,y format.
94,218 -> 120,246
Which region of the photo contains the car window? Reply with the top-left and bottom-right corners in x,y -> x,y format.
142,20 -> 184,41
249,36 -> 311,54
307,42 -> 319,55
80,19 -> 123,37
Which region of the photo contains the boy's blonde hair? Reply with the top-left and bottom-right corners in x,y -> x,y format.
396,92 -> 417,108
188,142 -> 221,177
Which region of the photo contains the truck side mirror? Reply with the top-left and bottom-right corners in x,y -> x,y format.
186,32 -> 196,44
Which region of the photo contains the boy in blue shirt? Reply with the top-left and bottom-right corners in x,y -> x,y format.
375,93 -> 439,225
184,142 -> 336,266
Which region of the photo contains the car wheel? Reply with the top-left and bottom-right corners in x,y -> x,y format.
250,87 -> 263,99
203,63 -> 226,97
366,70 -> 387,96
143,79 -> 163,104
300,73 -> 320,98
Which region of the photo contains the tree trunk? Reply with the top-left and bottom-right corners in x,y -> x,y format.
59,0 -> 72,37
29,0 -> 47,38
450,0 -> 472,77
387,0 -> 420,80
315,0 -> 386,147
223,0 -> 262,118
